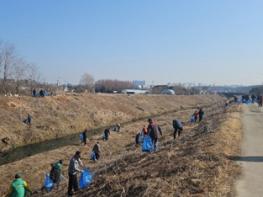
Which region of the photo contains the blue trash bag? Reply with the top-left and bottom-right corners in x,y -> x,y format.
80,133 -> 84,142
79,169 -> 93,189
101,132 -> 105,140
142,135 -> 154,152
138,133 -> 144,145
90,151 -> 96,161
190,116 -> 195,123
44,174 -> 54,192
246,100 -> 252,105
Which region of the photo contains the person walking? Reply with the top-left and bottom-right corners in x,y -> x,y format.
68,151 -> 83,196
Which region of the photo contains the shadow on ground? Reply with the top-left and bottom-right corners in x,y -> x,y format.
227,156 -> 263,162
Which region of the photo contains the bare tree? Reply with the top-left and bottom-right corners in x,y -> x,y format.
12,58 -> 27,94
0,43 -> 16,93
95,79 -> 133,93
27,63 -> 41,91
79,73 -> 95,92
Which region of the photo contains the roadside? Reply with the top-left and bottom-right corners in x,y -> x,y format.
235,104 -> 263,196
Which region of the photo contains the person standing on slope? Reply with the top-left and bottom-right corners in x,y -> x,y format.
68,151 -> 84,196
147,119 -> 162,151
198,108 -> 205,122
92,142 -> 101,161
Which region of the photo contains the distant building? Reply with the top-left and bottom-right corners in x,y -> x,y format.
151,85 -> 169,94
122,89 -> 148,95
151,85 -> 189,95
161,89 -> 175,95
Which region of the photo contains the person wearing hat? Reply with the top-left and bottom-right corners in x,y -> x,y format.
68,151 -> 84,196
8,174 -> 32,197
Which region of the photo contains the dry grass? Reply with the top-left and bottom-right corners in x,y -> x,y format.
73,105 -> 242,197
0,103 -> 242,197
0,94 -> 222,153
0,96 -> 224,196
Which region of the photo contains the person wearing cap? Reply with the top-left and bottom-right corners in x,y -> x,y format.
8,174 -> 32,197
68,151 -> 84,196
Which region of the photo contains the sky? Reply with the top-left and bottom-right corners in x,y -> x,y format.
1,0 -> 263,85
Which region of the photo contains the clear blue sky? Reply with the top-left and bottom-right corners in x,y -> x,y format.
1,0 -> 263,85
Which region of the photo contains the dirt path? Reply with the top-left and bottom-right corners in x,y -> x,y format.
235,105 -> 263,196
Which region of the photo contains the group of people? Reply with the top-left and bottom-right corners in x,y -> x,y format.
135,119 -> 163,151
81,124 -> 121,146
49,146 -> 99,196
136,108 -> 205,150
8,107 -> 205,197
32,89 -> 52,97
240,94 -> 263,106
191,108 -> 205,123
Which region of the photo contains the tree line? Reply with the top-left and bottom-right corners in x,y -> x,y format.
71,73 -> 135,93
0,41 -> 41,95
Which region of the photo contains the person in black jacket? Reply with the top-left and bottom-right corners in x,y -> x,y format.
198,108 -> 205,122
172,119 -> 183,140
82,129 -> 87,145
103,128 -> 110,141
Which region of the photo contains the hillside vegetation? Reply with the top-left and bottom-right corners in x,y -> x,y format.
0,94 -> 222,152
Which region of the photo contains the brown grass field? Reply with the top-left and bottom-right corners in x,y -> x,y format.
0,94 -> 242,196
0,94 -> 222,152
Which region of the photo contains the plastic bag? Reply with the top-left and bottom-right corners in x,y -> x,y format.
90,151 -> 96,161
80,133 -> 84,142
142,135 -> 154,152
190,116 -> 195,123
138,133 -> 144,145
101,132 -> 106,140
79,169 -> 93,189
44,174 -> 54,192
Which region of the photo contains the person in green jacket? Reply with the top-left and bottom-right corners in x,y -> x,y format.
8,174 -> 32,197
50,160 -> 63,189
